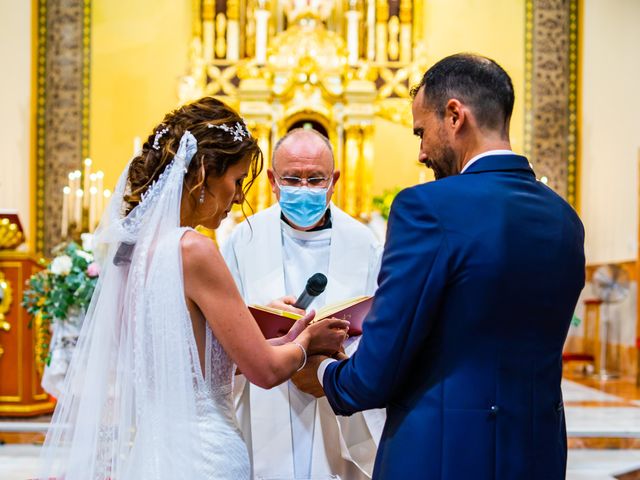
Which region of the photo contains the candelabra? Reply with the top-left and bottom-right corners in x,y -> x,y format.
61,158 -> 112,239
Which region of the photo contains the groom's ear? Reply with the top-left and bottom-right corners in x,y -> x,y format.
444,99 -> 466,134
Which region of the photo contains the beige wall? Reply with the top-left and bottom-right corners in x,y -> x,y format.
372,0 -> 526,196
0,1 -> 32,248
91,0 -> 191,191
581,0 -> 640,264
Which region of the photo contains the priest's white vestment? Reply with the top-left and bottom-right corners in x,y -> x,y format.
221,203 -> 385,480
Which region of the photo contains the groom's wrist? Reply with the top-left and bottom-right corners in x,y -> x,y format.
317,358 -> 337,387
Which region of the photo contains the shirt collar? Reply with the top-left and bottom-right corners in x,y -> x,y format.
460,149 -> 514,174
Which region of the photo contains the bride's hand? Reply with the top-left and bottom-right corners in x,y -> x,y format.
299,317 -> 350,356
279,310 -> 317,344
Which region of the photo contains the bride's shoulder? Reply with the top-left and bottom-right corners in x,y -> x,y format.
180,230 -> 224,278
181,229 -> 218,258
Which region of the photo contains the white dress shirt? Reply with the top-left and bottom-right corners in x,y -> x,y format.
460,149 -> 513,173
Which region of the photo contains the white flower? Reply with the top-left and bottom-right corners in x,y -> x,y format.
76,250 -> 94,263
50,255 -> 73,276
81,233 -> 94,252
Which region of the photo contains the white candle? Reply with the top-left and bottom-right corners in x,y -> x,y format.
83,158 -> 92,208
61,187 -> 70,238
75,189 -> 84,230
89,186 -> 98,231
74,170 -> 81,188
133,136 -> 142,155
67,172 -> 76,226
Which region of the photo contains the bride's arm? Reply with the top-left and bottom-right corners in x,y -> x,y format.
182,232 -> 347,389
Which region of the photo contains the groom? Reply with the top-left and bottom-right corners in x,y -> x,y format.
294,53 -> 585,479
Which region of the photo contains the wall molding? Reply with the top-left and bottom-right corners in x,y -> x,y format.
34,0 -> 91,254
524,0 -> 580,208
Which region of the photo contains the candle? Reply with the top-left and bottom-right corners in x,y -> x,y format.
133,136 -> 142,155
83,158 -> 92,208
75,189 -> 84,230
89,186 -> 98,231
61,187 -> 70,238
73,170 -> 81,190
67,172 -> 76,226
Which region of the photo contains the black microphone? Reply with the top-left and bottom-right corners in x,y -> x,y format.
293,273 -> 328,309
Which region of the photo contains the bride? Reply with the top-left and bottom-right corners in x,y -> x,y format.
38,97 -> 349,479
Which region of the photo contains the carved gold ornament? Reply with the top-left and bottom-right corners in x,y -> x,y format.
0,218 -> 24,250
0,272 -> 12,358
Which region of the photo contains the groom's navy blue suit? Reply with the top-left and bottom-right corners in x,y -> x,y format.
323,154 -> 585,479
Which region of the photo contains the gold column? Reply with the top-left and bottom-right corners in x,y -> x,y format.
202,0 -> 215,61
366,0 -> 376,61
343,124 -> 362,217
192,0 -> 202,39
360,124 -> 375,218
413,0 -> 423,50
345,2 -> 361,66
215,12 -> 227,59
245,0 -> 256,58
247,122 -> 272,212
399,0 -> 412,62
375,0 -> 389,63
387,15 -> 400,61
227,0 -> 240,60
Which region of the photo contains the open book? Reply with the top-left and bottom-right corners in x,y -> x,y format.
249,296 -> 373,339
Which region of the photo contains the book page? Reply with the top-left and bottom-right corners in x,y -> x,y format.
315,296 -> 371,320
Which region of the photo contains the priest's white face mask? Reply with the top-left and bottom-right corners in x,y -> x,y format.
274,176 -> 333,228
269,130 -> 340,230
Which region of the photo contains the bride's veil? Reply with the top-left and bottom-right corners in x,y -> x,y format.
38,132 -> 207,479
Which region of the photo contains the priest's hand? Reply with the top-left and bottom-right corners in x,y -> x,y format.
267,296 -> 306,315
292,354 -> 329,398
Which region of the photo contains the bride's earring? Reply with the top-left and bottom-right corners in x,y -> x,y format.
199,186 -> 206,205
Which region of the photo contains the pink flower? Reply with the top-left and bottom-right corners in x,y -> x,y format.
87,262 -> 100,278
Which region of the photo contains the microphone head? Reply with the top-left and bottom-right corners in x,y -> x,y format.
306,273 -> 328,296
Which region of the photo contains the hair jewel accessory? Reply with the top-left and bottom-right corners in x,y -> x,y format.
153,126 -> 170,150
207,121 -> 250,142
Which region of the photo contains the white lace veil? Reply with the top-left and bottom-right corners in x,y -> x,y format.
38,132 -> 208,479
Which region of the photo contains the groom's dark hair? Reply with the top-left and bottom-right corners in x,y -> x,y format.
411,53 -> 514,135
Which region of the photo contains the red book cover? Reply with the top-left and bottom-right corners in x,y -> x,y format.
249,296 -> 374,339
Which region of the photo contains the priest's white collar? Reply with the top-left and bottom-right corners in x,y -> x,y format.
280,217 -> 332,241
460,149 -> 513,174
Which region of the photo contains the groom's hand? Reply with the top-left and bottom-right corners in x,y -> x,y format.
292,354 -> 329,398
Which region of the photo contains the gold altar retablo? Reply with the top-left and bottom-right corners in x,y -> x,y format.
181,0 -> 429,219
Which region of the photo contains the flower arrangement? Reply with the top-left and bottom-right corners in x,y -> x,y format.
22,235 -> 99,366
372,187 -> 402,220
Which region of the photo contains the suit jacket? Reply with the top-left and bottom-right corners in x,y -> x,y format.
323,154 -> 585,480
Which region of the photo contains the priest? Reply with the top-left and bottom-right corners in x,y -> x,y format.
221,128 -> 384,479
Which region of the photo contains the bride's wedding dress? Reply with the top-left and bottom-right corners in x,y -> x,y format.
38,132 -> 251,479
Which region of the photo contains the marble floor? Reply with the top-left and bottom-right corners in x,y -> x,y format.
1,377 -> 639,480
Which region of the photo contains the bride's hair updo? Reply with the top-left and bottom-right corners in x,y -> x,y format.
123,97 -> 263,215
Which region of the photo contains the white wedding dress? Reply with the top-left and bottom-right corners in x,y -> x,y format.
38,132 -> 251,479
